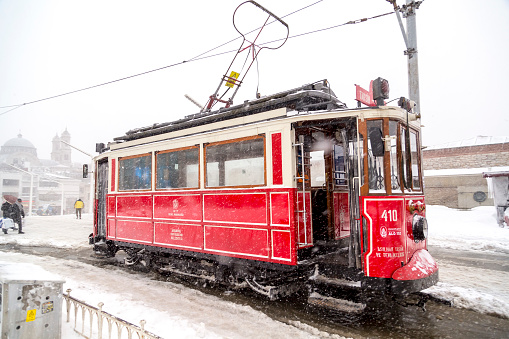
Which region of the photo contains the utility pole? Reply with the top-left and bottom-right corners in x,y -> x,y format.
404,0 -> 421,117
389,0 -> 422,116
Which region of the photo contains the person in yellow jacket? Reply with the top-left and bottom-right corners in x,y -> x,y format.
74,199 -> 84,219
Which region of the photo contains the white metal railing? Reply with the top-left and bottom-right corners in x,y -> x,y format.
64,289 -> 163,339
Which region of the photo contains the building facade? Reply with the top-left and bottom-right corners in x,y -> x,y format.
423,136 -> 509,209
0,132 -> 91,215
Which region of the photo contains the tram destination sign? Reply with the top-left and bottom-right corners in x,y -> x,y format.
355,81 -> 376,107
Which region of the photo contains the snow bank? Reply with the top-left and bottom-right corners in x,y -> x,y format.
427,205 -> 509,254
0,213 -> 91,248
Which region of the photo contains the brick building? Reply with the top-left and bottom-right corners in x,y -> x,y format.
423,136 -> 509,209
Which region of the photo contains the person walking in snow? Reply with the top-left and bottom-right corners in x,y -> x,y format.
1,200 -> 13,234
15,199 -> 25,233
1,201 -> 11,219
74,198 -> 84,219
10,201 -> 24,234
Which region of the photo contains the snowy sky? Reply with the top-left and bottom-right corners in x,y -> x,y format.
0,0 -> 508,164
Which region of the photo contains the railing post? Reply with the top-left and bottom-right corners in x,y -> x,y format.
97,302 -> 104,339
140,320 -> 147,339
65,289 -> 72,323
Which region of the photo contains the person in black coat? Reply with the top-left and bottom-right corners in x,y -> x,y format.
1,200 -> 24,234
1,201 -> 11,218
14,199 -> 24,234
1,201 -> 13,234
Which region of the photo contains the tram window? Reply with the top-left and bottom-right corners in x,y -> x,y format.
156,147 -> 199,189
333,145 -> 347,186
410,131 -> 421,190
118,153 -> 152,191
389,121 -> 401,191
367,120 -> 385,192
353,132 -> 364,187
310,151 -> 326,187
400,127 -> 409,189
205,136 -> 265,187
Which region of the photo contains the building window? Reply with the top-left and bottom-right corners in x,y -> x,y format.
39,181 -> 59,188
118,153 -> 152,191
205,135 -> 265,187
2,179 -> 19,186
156,146 -> 199,189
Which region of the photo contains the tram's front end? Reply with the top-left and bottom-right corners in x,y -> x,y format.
359,112 -> 438,294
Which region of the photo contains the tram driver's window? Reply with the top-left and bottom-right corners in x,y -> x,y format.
205,136 -> 265,187
156,147 -> 199,189
367,120 -> 385,192
118,153 -> 152,191
410,131 -> 421,190
389,121 -> 401,192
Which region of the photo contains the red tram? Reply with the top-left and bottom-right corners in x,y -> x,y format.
89,79 -> 438,306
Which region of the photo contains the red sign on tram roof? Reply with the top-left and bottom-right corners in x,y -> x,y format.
355,81 -> 377,107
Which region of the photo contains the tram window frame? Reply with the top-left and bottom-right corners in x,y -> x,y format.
333,144 -> 347,187
400,125 -> 422,192
310,150 -> 326,187
118,153 -> 152,191
389,120 -> 402,193
155,146 -> 200,190
204,135 -> 266,188
410,130 -> 422,191
366,120 -> 385,193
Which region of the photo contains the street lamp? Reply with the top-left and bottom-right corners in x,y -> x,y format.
60,140 -> 94,214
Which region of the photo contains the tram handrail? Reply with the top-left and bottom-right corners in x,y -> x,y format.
64,289 -> 163,339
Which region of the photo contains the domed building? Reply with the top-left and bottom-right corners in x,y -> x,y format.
0,131 -> 91,216
0,133 -> 41,167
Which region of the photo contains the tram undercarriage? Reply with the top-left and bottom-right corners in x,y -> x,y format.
92,238 -> 435,312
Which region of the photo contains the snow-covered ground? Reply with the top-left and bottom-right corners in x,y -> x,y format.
0,205 -> 508,337
425,205 -> 509,319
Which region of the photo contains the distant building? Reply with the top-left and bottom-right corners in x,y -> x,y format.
423,136 -> 509,209
0,131 -> 90,215
51,129 -> 72,166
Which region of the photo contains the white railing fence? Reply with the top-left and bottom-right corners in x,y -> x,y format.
64,289 -> 164,339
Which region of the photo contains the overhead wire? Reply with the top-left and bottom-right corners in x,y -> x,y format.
0,0 -> 325,116
0,6 -> 395,116
187,0 -> 325,62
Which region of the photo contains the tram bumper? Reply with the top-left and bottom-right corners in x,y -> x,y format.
391,249 -> 439,294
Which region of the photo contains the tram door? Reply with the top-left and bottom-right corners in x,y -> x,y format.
297,125 -> 356,246
306,129 -> 350,243
95,158 -> 109,240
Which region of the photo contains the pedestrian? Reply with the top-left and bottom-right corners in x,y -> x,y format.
15,198 -> 25,233
1,200 -> 13,234
74,198 -> 84,219
10,201 -> 23,234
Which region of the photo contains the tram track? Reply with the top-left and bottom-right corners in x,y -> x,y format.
1,243 -> 509,338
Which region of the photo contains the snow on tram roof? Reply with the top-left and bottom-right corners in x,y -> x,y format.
113,80 -> 346,142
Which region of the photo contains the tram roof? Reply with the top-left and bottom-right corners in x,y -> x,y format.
113,80 -> 346,142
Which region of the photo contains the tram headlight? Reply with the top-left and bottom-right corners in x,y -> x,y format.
412,214 -> 428,242
373,77 -> 390,106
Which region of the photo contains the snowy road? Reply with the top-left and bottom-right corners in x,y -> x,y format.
2,244 -> 509,339
0,206 -> 508,338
